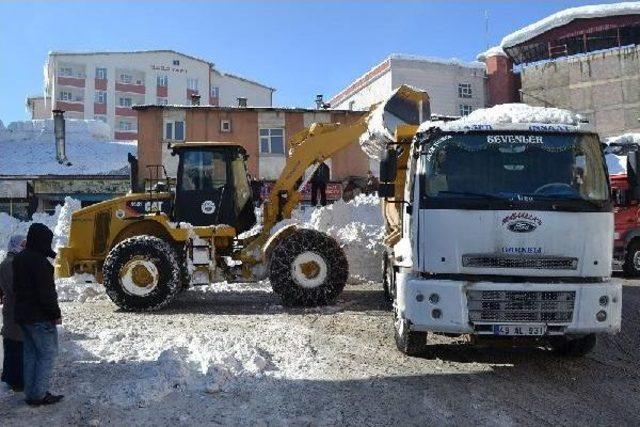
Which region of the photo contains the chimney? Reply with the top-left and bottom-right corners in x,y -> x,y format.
53,109 -> 71,166
237,97 -> 247,108
190,94 -> 201,106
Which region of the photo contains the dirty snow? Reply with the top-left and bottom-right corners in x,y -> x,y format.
0,118 -> 135,175
501,2 -> 640,48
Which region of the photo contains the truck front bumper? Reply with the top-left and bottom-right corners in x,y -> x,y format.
397,276 -> 622,335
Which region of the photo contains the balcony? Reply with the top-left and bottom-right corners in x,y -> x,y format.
95,78 -> 107,90
157,85 -> 168,97
94,103 -> 107,114
115,82 -> 145,94
57,76 -> 86,88
115,107 -> 137,117
56,101 -> 84,112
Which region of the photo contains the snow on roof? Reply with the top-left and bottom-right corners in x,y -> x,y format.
49,49 -> 215,67
476,46 -> 508,62
389,53 -> 485,69
417,103 -> 584,133
501,2 -> 640,48
0,119 -> 135,176
604,132 -> 640,146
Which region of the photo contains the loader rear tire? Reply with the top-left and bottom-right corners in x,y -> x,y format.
103,236 -> 181,311
269,229 -> 348,307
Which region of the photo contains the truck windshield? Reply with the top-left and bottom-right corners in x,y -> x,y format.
420,132 -> 609,209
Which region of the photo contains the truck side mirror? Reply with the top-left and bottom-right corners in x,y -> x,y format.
379,148 -> 398,183
627,150 -> 640,201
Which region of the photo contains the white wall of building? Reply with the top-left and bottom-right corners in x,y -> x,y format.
331,56 -> 486,117
41,50 -> 273,139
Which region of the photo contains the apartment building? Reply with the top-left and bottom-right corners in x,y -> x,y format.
27,50 -> 274,140
133,104 -> 368,186
329,54 -> 486,117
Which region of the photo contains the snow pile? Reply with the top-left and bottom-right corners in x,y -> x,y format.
56,274 -> 105,302
501,2 -> 640,48
0,118 -> 135,175
66,326 -> 275,407
389,53 -> 485,69
419,103 -> 580,133
308,194 -> 385,282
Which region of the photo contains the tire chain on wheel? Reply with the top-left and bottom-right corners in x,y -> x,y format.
269,229 -> 348,307
102,235 -> 182,312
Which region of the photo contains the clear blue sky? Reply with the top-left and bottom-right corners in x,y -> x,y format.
0,0 -> 621,123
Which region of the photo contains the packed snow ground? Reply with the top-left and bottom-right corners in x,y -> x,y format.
2,279 -> 640,425
0,118 -> 134,175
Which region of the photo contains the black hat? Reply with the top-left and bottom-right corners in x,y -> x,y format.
26,223 -> 57,259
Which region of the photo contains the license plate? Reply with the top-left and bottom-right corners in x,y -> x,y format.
493,324 -> 546,336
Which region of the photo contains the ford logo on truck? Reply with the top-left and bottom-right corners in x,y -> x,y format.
502,212 -> 542,233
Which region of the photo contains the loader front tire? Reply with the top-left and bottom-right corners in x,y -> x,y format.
269,229 -> 348,307
103,236 -> 181,311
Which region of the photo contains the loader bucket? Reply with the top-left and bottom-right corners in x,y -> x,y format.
359,85 -> 430,159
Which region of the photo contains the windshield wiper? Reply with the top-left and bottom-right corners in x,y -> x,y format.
518,193 -> 603,208
437,191 -> 504,200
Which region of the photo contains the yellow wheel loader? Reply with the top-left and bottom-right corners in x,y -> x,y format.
54,85 -> 429,311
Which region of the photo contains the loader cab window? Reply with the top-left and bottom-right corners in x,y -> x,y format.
180,151 -> 227,191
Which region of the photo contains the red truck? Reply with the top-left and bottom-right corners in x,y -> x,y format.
609,146 -> 640,275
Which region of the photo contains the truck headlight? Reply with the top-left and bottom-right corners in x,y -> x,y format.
596,310 -> 607,322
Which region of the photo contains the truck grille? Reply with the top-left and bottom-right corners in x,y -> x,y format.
467,290 -> 575,323
462,254 -> 578,270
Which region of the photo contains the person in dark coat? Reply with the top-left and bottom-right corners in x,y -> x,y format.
310,161 -> 330,206
0,234 -> 26,392
13,223 -> 64,406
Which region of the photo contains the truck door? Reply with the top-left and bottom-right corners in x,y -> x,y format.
174,149 -> 234,226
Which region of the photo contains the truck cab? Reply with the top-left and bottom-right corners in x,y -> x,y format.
382,121 -> 622,356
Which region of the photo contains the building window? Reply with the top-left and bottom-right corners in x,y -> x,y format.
459,104 -> 473,116
157,75 -> 168,87
259,128 -> 285,155
119,121 -> 135,131
458,83 -> 473,99
220,119 -> 231,133
156,97 -> 168,105
94,115 -> 107,123
95,91 -> 107,104
187,78 -> 199,91
119,97 -> 133,107
164,120 -> 185,141
210,86 -> 220,98
59,67 -> 73,77
119,73 -> 133,84
96,67 -> 107,80
173,60 -> 180,66
59,91 -> 73,101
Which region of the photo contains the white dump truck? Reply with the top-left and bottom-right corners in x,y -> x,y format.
378,106 -> 622,356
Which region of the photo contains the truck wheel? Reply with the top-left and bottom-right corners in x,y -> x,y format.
269,229 -> 348,306
394,310 -> 428,356
103,236 -> 181,311
551,334 -> 597,357
623,240 -> 640,277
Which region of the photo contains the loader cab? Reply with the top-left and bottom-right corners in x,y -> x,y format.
172,143 -> 256,232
